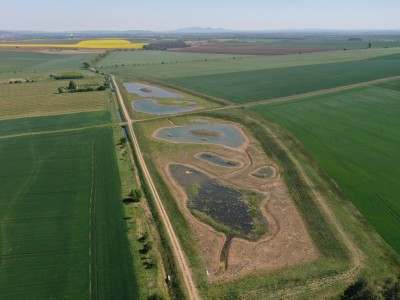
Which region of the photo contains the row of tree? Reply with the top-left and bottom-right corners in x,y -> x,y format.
57,79 -> 108,93
341,277 -> 400,299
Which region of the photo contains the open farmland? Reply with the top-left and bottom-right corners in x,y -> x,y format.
0,39 -> 147,49
99,48 -> 400,80
0,77 -> 107,119
0,112 -> 138,299
168,43 -> 344,55
251,83 -> 400,253
0,51 -> 96,75
167,53 -> 400,103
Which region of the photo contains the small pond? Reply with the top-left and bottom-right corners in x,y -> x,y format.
132,99 -> 199,115
170,164 -> 255,236
155,124 -> 246,148
124,82 -> 183,98
197,153 -> 240,167
252,166 -> 275,178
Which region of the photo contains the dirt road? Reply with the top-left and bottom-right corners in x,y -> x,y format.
111,76 -> 201,300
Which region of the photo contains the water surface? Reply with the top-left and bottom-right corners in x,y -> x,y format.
133,99 -> 198,115
124,83 -> 183,98
155,124 -> 246,148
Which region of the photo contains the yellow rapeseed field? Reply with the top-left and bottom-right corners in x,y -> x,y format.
0,39 -> 147,49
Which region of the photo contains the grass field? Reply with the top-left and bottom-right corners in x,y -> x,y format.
167,53 -> 400,103
100,48 -> 400,80
0,51 -> 96,74
217,38 -> 400,49
0,77 -> 107,119
0,112 -> 138,299
251,83 -> 400,254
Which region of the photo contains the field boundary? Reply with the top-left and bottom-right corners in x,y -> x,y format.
0,124 -> 111,140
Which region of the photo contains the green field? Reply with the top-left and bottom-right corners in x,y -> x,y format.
0,51 -> 95,74
217,37 -> 400,49
0,77 -> 107,119
168,53 -> 400,103
0,112 -> 138,299
251,83 -> 400,253
100,48 -> 400,80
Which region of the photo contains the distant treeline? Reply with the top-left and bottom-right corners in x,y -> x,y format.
144,40 -> 188,50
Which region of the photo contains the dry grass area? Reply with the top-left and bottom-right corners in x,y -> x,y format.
0,78 -> 107,119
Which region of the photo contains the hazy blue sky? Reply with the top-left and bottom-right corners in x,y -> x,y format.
1,0 -> 399,31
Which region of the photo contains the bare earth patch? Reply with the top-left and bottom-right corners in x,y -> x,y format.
152,120 -> 319,281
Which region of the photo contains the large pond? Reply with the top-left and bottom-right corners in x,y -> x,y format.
197,153 -> 240,167
124,83 -> 183,98
170,164 -> 256,236
155,124 -> 246,148
133,99 -> 199,115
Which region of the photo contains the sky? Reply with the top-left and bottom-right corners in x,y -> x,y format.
1,0 -> 399,31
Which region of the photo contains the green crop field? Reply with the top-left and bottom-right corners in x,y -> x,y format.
0,77 -> 107,119
100,48 -> 400,80
167,53 -> 400,103
218,38 -> 400,49
0,112 -> 138,299
0,51 -> 96,74
251,83 -> 400,254
0,110 -> 110,137
97,50 -> 236,68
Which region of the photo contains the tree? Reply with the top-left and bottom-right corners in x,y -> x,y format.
83,62 -> 90,69
341,279 -> 382,300
57,87 -> 64,94
129,188 -> 143,202
68,80 -> 77,90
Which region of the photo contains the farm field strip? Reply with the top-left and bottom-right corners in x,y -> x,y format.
0,39 -> 147,49
0,110 -> 112,138
0,79 -> 107,119
251,84 -> 400,254
166,53 -> 400,103
100,48 -> 400,79
0,51 -> 97,74
0,112 -> 138,299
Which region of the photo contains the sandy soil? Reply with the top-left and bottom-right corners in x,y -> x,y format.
152,119 -> 319,281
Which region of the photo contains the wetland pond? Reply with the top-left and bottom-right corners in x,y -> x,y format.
170,164 -> 266,239
124,83 -> 183,98
155,124 -> 246,148
252,166 -> 275,178
197,153 -> 240,167
133,99 -> 199,115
